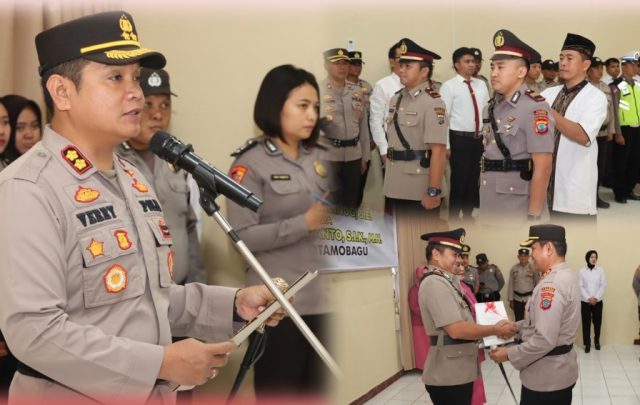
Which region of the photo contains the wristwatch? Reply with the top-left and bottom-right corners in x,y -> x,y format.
427,187 -> 442,198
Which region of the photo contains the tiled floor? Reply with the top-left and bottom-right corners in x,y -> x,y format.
364,344 -> 640,405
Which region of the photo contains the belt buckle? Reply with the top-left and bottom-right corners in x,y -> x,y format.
332,138 -> 342,147
387,147 -> 394,161
502,159 -> 509,171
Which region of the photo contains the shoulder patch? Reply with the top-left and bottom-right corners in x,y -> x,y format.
525,89 -> 546,102
426,88 -> 441,99
534,109 -> 550,135
229,164 -> 248,184
230,138 -> 259,157
13,147 -> 51,184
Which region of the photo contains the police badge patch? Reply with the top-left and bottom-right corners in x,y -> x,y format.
434,107 -> 445,125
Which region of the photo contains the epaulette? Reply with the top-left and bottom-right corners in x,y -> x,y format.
525,89 -> 545,102
426,87 -> 441,99
230,138 -> 259,157
14,147 -> 51,184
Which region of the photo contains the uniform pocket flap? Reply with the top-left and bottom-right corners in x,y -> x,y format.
496,176 -> 528,195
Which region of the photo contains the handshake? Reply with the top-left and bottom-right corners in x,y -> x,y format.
493,319 -> 518,340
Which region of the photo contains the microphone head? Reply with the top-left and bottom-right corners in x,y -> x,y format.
149,131 -> 172,157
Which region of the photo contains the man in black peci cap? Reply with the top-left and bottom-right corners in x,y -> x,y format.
418,228 -> 517,405
0,11 -> 284,403
478,29 -> 555,224
475,252 -> 505,303
542,33 -> 607,219
383,38 -> 448,215
490,224 -> 580,405
470,47 -> 490,92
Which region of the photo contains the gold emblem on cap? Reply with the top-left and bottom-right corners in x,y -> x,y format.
400,42 -> 408,55
338,49 -> 344,55
119,14 -> 138,41
148,72 -> 162,87
460,234 -> 465,243
494,32 -> 505,48
355,52 -> 361,58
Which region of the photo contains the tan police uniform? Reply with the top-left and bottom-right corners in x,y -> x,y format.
479,83 -> 555,222
507,261 -> 580,392
419,264 -> 479,386
0,127 -> 237,403
383,85 -> 448,200
227,136 -> 331,315
593,80 -> 616,137
462,265 -> 479,291
319,78 -> 371,163
117,144 -> 206,285
477,264 -> 505,300
508,262 -> 539,303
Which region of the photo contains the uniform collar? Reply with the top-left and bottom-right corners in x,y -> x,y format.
456,74 -> 474,83
499,83 -> 529,107
42,125 -> 98,180
405,82 -> 428,99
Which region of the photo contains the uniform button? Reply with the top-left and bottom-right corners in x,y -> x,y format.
457,351 -> 462,355
482,180 -> 487,186
399,107 -> 404,112
497,119 -> 501,124
416,169 -> 421,173
406,122 -> 411,125
492,140 -> 496,144
509,186 -> 514,191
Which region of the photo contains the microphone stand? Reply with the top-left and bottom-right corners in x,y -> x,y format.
194,172 -> 342,390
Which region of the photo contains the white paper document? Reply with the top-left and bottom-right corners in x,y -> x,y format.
475,301 -> 514,347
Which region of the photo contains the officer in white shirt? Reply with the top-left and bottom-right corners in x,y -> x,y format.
578,250 -> 606,352
440,47 -> 490,221
369,40 -> 404,159
541,33 -> 607,219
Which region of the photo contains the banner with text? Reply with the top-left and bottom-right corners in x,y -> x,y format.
318,207 -> 398,271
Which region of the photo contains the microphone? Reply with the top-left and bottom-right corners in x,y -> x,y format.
150,131 -> 262,212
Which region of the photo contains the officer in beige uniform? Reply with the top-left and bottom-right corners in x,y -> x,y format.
227,64 -> 332,395
461,244 -> 479,294
491,225 -> 580,405
117,68 -> 205,285
319,48 -> 370,208
507,248 -> 540,321
479,30 -> 555,224
419,228 -> 517,405
587,56 -> 617,209
0,12 -> 282,403
475,253 -> 505,302
384,38 -> 448,213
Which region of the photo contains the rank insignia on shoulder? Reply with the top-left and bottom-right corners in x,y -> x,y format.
230,138 -> 259,157
426,88 -> 441,99
525,89 -> 546,102
271,174 -> 291,181
104,265 -> 127,293
534,109 -> 549,135
74,185 -> 100,203
86,238 -> 105,259
314,160 -> 327,177
230,164 -> 248,184
61,146 -> 93,175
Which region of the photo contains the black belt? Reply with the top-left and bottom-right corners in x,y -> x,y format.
514,290 -> 533,297
481,157 -> 531,172
450,129 -> 482,139
429,335 -> 476,346
16,360 -> 54,382
387,148 -> 428,162
544,344 -> 573,357
325,135 -> 359,147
